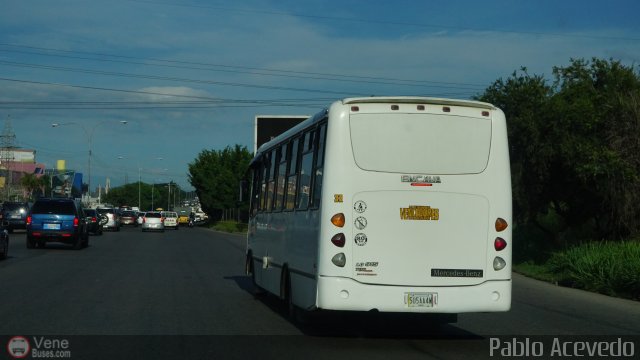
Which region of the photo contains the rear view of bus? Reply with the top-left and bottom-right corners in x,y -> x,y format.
317,97 -> 512,314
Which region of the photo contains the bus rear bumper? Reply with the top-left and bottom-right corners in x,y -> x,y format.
316,276 -> 511,313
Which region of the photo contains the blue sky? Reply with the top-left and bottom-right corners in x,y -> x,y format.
1,0 -> 639,191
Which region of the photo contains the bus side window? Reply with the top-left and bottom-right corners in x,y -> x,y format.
266,148 -> 278,212
259,152 -> 270,211
250,164 -> 261,216
286,137 -> 300,210
275,143 -> 288,211
311,122 -> 327,208
297,131 -> 314,210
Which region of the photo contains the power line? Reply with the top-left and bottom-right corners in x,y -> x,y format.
0,43 -> 487,89
0,77 -> 477,111
0,61 -> 376,96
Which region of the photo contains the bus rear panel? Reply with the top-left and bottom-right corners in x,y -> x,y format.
316,97 -> 512,313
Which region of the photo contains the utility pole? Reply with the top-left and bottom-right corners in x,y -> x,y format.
0,115 -> 17,201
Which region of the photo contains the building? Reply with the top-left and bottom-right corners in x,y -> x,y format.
0,149 -> 47,201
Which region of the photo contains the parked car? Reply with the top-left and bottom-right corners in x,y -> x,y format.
96,207 -> 120,231
161,211 -> 179,230
26,198 -> 89,249
1,201 -> 30,233
136,212 -> 146,226
83,208 -> 104,235
0,220 -> 9,260
120,210 -> 138,226
141,211 -> 164,232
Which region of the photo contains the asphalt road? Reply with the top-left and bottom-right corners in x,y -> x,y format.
0,226 -> 638,359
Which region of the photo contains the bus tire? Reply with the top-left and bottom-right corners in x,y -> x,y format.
283,269 -> 308,324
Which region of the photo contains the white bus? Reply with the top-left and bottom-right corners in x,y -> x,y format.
245,97 -> 512,321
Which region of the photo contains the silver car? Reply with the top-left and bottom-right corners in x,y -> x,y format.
141,211 -> 164,232
96,207 -> 120,231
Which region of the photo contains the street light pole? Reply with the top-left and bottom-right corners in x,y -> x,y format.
167,182 -> 171,211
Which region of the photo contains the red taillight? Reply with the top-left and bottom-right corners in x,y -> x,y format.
26,216 -> 32,225
161,217 -> 165,222
494,237 -> 507,251
331,233 -> 345,247
92,217 -> 97,222
73,217 -> 79,227
143,217 -> 146,224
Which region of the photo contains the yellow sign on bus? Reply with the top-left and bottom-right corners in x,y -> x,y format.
400,205 -> 439,221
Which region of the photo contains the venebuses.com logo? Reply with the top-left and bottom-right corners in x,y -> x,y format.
6,336 -> 30,359
6,336 -> 72,359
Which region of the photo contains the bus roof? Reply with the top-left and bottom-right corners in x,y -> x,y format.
251,96 -> 498,163
342,96 -> 496,110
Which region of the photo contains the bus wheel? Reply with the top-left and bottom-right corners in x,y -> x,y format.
285,271 -> 308,324
286,272 -> 295,319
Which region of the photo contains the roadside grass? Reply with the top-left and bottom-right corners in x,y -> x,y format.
515,240 -> 640,300
210,220 -> 248,233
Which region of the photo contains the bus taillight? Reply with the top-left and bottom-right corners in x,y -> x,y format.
495,218 -> 508,232
331,253 -> 346,267
331,213 -> 345,228
493,257 -> 506,271
331,233 -> 345,247
494,237 -> 507,251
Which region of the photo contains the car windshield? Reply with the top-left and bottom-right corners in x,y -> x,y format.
31,200 -> 76,215
3,203 -> 27,211
122,211 -> 136,216
145,212 -> 161,218
96,208 -> 114,214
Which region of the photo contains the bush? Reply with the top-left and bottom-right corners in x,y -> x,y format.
212,221 -> 247,233
547,241 -> 640,299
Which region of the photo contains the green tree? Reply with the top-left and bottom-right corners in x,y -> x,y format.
475,68 -> 555,237
477,58 -> 640,245
188,144 -> 252,220
103,182 -> 184,211
20,173 -> 48,200
549,58 -> 640,239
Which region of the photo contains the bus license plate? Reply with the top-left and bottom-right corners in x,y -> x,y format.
44,223 -> 60,230
405,292 -> 438,308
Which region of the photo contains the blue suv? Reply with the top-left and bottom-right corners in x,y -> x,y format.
26,198 -> 89,249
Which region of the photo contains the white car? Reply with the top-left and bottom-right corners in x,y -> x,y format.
162,211 -> 179,230
141,211 -> 164,232
136,212 -> 146,225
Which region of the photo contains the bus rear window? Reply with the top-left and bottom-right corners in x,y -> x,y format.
349,113 -> 491,174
